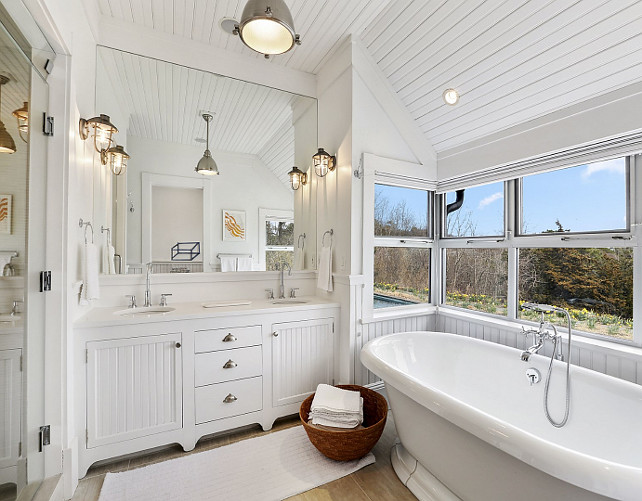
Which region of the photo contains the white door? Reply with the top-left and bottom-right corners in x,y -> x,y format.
86,333 -> 183,448
271,318 -> 334,407
0,349 -> 21,471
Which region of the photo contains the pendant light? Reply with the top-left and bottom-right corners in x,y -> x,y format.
223,0 -> 301,58
0,76 -> 16,154
12,101 -> 28,143
195,113 -> 219,176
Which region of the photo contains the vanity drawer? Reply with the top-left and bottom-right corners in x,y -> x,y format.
194,325 -> 261,353
194,346 -> 262,386
195,376 -> 262,424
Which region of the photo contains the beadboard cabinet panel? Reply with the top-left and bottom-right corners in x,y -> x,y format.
272,318 -> 334,407
86,333 -> 183,448
0,349 -> 21,470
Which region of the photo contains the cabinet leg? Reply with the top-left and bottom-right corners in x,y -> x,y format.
181,440 -> 196,452
261,420 -> 275,432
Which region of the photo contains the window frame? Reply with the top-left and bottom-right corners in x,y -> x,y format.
362,155 -> 437,322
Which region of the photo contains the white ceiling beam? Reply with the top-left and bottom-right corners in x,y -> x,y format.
97,16 -> 317,98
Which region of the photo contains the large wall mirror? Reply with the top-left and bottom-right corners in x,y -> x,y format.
95,46 -> 317,274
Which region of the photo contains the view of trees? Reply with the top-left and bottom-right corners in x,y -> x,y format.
265,221 -> 294,271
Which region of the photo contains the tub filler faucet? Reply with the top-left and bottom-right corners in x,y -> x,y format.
520,303 -> 565,362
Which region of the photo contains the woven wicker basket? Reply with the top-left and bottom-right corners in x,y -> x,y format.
299,384 -> 388,461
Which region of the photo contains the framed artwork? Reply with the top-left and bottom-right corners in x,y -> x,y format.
223,209 -> 246,241
0,195 -> 12,234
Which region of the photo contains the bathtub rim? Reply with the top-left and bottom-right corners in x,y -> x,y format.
360,330 -> 642,500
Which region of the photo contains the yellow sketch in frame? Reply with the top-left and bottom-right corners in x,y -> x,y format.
0,195 -> 12,235
223,209 -> 246,241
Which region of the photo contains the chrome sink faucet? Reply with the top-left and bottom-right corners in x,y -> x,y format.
144,262 -> 153,307
275,262 -> 291,299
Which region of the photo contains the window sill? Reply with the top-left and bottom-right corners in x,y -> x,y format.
437,306 -> 642,359
362,304 -> 437,324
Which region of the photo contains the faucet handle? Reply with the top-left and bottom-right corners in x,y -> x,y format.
290,288 -> 299,298
265,288 -> 274,300
159,294 -> 172,307
125,294 -> 136,308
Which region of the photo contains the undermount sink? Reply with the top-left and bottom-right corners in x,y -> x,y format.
0,314 -> 20,323
114,306 -> 175,316
271,299 -> 309,305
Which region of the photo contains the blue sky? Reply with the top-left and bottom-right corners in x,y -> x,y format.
378,158 -> 627,236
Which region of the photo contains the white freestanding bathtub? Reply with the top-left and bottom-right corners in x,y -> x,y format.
360,331 -> 642,501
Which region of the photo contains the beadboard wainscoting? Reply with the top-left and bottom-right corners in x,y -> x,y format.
437,309 -> 642,385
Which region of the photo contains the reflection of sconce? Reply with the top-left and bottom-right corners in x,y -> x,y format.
0,76 -> 16,154
288,166 -> 307,190
312,147 -> 336,177
12,102 -> 28,143
79,114 -> 118,153
101,144 -> 130,175
224,0 -> 302,58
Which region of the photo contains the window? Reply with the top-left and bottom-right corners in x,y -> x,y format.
444,181 -> 505,238
520,159 -> 628,235
372,183 -> 433,310
518,247 -> 633,341
259,209 -> 294,271
445,248 -> 508,316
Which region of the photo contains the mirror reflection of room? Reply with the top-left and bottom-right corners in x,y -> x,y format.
95,47 -> 317,274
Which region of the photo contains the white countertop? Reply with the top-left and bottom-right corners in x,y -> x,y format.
75,296 -> 340,328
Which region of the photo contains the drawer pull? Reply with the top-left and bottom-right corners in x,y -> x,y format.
175,342 -> 181,348
223,359 -> 238,369
222,333 -> 237,342
223,393 -> 238,403
272,331 -> 279,337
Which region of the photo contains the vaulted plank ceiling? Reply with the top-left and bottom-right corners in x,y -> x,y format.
96,0 -> 390,74
363,0 -> 642,152
95,1 -> 642,156
99,48 -> 304,186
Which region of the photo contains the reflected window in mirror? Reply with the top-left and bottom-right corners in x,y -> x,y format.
265,216 -> 294,271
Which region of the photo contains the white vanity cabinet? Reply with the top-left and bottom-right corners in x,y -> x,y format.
74,300 -> 339,477
271,318 -> 334,407
0,348 -> 22,483
85,333 -> 183,448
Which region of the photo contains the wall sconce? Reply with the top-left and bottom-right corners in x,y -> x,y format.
79,114 -> 118,153
288,166 -> 307,190
222,0 -> 301,59
312,148 -> 336,177
101,144 -> 130,176
12,102 -> 28,143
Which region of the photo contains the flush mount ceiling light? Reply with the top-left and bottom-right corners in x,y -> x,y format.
195,113 -> 219,176
0,76 -> 16,154
101,144 -> 130,176
79,113 -> 118,153
221,0 -> 301,58
442,88 -> 460,106
312,147 -> 336,177
288,166 -> 307,190
12,101 -> 28,143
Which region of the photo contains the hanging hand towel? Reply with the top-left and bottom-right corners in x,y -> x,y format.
317,245 -> 333,292
237,257 -> 253,271
295,248 -> 305,270
0,252 -> 14,274
107,245 -> 116,274
220,256 -> 236,272
80,242 -> 100,305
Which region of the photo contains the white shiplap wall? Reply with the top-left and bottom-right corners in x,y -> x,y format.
362,0 -> 642,152
96,0 -> 391,74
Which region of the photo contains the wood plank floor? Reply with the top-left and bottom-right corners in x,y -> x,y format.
71,411 -> 415,500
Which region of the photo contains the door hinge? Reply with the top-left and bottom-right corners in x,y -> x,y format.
39,425 -> 50,452
18,442 -> 22,457
43,113 -> 54,136
40,271 -> 51,292
19,355 -> 22,372
332,322 -> 335,333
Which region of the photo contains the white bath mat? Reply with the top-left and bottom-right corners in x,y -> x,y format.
98,425 -> 375,501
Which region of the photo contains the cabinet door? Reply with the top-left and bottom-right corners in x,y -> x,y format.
272,318 -> 334,407
0,349 -> 21,469
86,333 -> 182,448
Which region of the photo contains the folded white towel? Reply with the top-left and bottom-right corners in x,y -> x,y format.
311,384 -> 361,414
237,257 -> 252,271
220,256 -> 236,272
80,242 -> 100,305
317,245 -> 333,292
310,415 -> 362,429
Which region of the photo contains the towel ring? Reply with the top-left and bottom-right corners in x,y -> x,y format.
297,233 -> 306,249
101,226 -> 111,246
322,229 -> 333,247
79,218 -> 94,244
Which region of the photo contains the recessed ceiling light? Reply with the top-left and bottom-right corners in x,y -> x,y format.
442,88 -> 459,106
